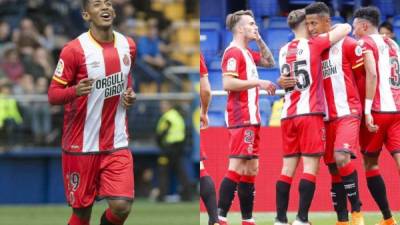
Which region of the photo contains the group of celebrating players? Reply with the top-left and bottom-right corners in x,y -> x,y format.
200,2 -> 400,225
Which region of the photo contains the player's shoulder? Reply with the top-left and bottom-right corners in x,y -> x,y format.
60,38 -> 82,57
222,46 -> 243,60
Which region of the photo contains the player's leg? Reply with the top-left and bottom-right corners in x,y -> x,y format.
295,156 -> 320,224
218,158 -> 245,224
62,153 -> 99,225
361,113 -> 394,223
99,149 -> 134,225
68,206 -> 93,225
200,161 -> 219,225
324,120 -> 350,224
276,118 -> 301,225
101,199 -> 132,225
275,156 -> 300,224
334,117 -> 363,224
238,158 -> 258,225
294,115 -> 325,224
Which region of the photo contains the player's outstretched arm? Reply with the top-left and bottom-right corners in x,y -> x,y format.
200,76 -> 211,128
328,23 -> 352,45
255,31 -> 275,68
223,75 -> 276,94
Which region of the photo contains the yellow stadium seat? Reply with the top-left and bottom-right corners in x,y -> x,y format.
164,3 -> 185,21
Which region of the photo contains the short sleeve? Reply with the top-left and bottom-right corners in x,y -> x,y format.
200,53 -> 208,77
344,37 -> 364,70
52,44 -> 78,86
309,33 -> 331,54
358,37 -> 374,54
127,37 -> 137,67
221,48 -> 243,77
248,49 -> 261,65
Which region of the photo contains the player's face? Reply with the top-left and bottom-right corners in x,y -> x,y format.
352,18 -> 366,39
239,15 -> 259,40
83,0 -> 116,29
305,14 -> 330,37
379,27 -> 394,39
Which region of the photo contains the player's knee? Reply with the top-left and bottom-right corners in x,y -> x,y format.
334,152 -> 350,167
72,206 -> 92,221
109,200 -> 132,218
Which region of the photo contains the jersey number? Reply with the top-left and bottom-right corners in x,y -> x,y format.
281,60 -> 311,92
390,57 -> 400,88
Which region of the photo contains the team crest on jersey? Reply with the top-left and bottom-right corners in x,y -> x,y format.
55,59 -> 64,77
227,58 -> 237,71
355,45 -> 363,56
123,54 -> 130,66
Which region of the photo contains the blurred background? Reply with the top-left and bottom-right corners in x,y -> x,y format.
0,0 -> 199,223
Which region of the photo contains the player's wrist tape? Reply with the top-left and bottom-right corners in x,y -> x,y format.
365,99 -> 372,115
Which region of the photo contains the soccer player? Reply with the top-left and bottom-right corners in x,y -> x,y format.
217,9 -> 276,225
304,2 -> 365,225
47,0 -> 136,225
200,53 -> 219,225
353,6 -> 400,225
275,8 -> 351,225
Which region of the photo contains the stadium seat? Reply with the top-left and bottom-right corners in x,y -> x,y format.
268,17 -> 288,28
209,95 -> 227,112
331,16 -> 345,25
248,0 -> 279,17
373,0 -> 395,16
208,111 -> 226,127
200,29 -> 220,59
208,69 -> 223,90
163,2 -> 185,20
393,15 -> 400,27
263,28 -> 292,66
258,68 -> 280,82
288,0 -> 314,5
176,27 -> 198,45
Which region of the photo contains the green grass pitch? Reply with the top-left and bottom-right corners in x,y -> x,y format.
201,212 -> 400,225
0,200 -> 198,225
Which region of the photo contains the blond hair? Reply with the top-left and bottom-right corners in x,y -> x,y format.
287,9 -> 306,30
226,10 -> 254,31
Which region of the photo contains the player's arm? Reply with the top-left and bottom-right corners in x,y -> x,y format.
363,49 -> 378,132
254,32 -> 275,67
223,75 -> 276,94
48,45 -> 94,105
327,23 -> 351,45
200,76 -> 211,128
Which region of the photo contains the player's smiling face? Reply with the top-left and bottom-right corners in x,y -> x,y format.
306,14 -> 330,37
83,0 -> 116,29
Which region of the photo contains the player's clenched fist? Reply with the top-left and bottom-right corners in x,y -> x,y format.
258,80 -> 276,95
122,87 -> 136,108
76,78 -> 94,96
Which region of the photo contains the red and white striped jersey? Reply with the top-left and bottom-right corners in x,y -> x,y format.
200,53 -> 208,78
279,34 -> 330,119
359,34 -> 400,112
49,31 -> 136,153
221,43 -> 261,128
321,36 -> 363,120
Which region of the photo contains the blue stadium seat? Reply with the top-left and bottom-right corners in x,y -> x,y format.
208,111 -> 226,127
263,28 -> 292,66
200,19 -> 222,30
288,0 -> 314,5
259,97 -> 272,126
200,29 -> 220,59
209,95 -> 226,112
373,0 -> 395,16
331,16 -> 345,25
393,15 -> 400,27
208,69 -> 223,90
268,17 -> 288,28
248,0 -> 278,17
258,68 -> 280,82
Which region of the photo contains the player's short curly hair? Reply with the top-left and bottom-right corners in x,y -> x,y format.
305,2 -> 330,16
287,9 -> 306,30
226,10 -> 254,31
354,6 -> 381,27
